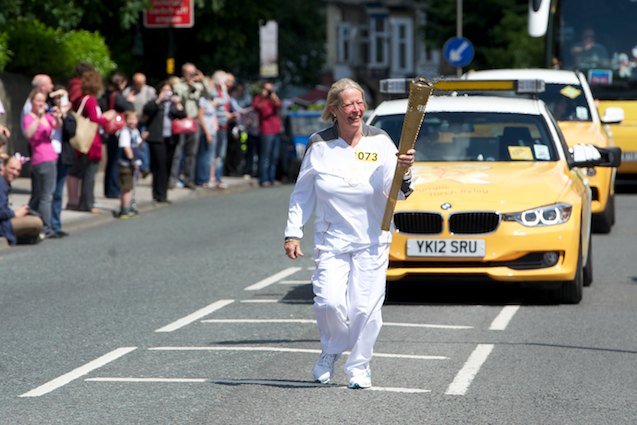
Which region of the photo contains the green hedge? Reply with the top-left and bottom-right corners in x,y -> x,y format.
6,19 -> 116,79
0,32 -> 12,73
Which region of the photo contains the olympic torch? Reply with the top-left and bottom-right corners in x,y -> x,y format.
380,77 -> 433,231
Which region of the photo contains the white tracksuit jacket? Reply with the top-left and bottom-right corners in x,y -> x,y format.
284,124 -> 413,376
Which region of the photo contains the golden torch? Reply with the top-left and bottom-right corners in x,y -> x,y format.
380,77 -> 433,231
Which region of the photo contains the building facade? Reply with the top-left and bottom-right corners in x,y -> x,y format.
324,0 -> 440,105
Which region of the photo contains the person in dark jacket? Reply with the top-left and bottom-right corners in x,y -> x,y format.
1,156 -> 43,245
143,81 -> 186,203
100,72 -> 134,198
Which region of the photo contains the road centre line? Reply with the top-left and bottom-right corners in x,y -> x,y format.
240,299 -> 280,303
85,377 -> 430,394
209,379 -> 431,394
200,318 -> 472,330
244,267 -> 303,291
149,346 -> 448,360
155,299 -> 234,333
279,280 -> 311,285
445,344 -> 494,396
86,377 -> 207,383
489,306 -> 520,330
19,347 -> 137,397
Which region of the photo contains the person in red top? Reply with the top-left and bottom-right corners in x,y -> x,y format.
68,62 -> 95,107
67,69 -> 115,212
252,81 -> 282,187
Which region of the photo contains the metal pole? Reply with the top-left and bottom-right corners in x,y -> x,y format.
457,0 -> 462,76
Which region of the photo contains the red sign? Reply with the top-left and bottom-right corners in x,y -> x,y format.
144,0 -> 194,28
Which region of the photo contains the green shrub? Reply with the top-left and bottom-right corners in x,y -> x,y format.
6,19 -> 116,79
0,32 -> 12,73
6,20 -> 63,75
61,30 -> 117,78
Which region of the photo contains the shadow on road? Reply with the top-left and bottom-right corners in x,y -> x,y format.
385,279 -> 561,306
278,278 -> 562,306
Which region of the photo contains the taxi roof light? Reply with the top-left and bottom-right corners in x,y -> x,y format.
380,79 -> 410,94
379,78 -> 546,95
516,79 -> 545,94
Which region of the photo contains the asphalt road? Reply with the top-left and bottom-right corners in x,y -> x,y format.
1,183 -> 636,424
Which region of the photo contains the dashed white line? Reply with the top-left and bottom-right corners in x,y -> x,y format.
489,305 -> 520,330
279,280 -> 311,285
244,267 -> 302,291
202,319 -> 317,324
86,377 -> 206,383
240,299 -> 280,303
86,378 -> 430,393
19,347 -> 137,397
445,344 -> 494,395
201,318 -> 472,330
149,346 -> 448,360
155,299 -> 234,333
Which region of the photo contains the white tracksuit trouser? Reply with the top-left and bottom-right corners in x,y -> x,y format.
311,243 -> 389,377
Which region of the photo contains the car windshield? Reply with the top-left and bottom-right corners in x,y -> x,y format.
371,111 -> 558,162
536,83 -> 591,122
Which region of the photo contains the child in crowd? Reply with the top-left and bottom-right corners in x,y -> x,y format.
117,111 -> 143,218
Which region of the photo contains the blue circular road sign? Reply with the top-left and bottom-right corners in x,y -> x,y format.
443,37 -> 474,67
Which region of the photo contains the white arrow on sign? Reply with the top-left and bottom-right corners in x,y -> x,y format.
450,41 -> 470,62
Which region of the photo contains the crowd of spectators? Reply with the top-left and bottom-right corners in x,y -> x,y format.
0,62 -> 286,247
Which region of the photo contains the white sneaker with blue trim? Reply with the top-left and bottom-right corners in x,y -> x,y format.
312,352 -> 341,384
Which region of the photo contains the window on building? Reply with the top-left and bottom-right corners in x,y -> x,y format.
369,15 -> 388,68
337,22 -> 352,63
390,17 -> 414,75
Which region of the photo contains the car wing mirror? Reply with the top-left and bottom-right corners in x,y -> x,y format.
570,144 -> 621,168
600,107 -> 624,124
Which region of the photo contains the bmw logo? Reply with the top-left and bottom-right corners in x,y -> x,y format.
441,202 -> 452,210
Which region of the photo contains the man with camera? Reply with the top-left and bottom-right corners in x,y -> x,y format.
0,155 -> 43,246
252,81 -> 282,187
172,63 -> 209,190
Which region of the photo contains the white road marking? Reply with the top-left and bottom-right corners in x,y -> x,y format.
86,378 -> 430,393
213,379 -> 430,393
202,319 -> 317,324
240,299 -> 280,303
201,318 -> 472,330
244,267 -> 302,291
86,377 -> 206,383
149,346 -> 448,360
489,305 -> 520,330
19,347 -> 137,397
384,321 -> 472,330
155,299 -> 234,333
445,344 -> 494,395
279,280 -> 311,285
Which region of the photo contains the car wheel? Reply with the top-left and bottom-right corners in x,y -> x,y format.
558,241 -> 583,304
583,236 -> 593,287
592,194 -> 614,234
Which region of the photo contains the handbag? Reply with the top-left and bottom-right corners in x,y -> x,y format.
69,96 -> 98,154
103,92 -> 126,135
171,117 -> 197,134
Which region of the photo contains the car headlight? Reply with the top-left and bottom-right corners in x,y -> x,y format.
502,203 -> 572,227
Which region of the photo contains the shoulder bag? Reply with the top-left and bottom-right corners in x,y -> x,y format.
171,117 -> 197,134
103,92 -> 126,135
69,96 -> 98,154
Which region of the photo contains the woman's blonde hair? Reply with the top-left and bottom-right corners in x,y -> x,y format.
321,78 -> 367,122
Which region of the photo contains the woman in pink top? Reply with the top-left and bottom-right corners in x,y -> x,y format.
23,90 -> 62,237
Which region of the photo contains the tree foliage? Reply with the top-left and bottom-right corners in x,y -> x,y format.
422,0 -> 543,71
0,0 -> 325,85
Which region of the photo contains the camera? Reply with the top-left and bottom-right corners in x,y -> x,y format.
266,89 -> 273,96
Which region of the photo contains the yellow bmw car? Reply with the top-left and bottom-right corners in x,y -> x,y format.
464,69 -> 624,233
368,93 -> 620,304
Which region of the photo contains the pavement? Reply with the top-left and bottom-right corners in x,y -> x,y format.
6,171 -> 259,241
